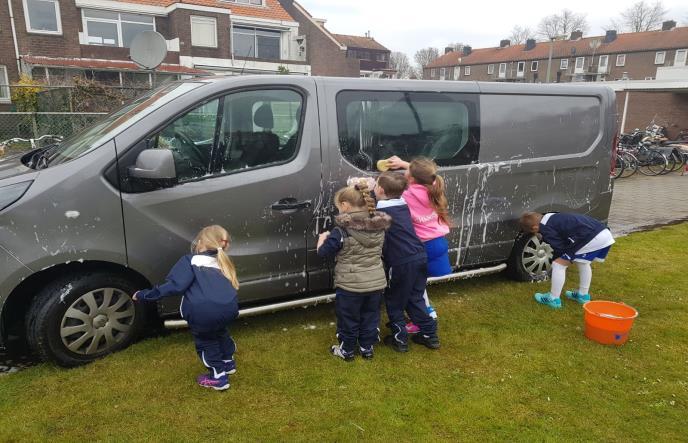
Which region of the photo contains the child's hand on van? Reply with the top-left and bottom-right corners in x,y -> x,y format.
132,291 -> 140,301
317,231 -> 330,250
386,156 -> 409,170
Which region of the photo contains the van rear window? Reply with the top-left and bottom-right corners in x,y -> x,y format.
479,94 -> 602,161
336,91 -> 480,171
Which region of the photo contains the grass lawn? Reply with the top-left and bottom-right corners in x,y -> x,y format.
1,224 -> 686,442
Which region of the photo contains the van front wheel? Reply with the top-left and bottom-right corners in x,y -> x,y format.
26,272 -> 145,367
506,234 -> 553,281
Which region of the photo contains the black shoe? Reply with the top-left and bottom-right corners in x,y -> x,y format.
359,346 -> 374,360
412,333 -> 440,349
383,335 -> 408,353
330,344 -> 355,361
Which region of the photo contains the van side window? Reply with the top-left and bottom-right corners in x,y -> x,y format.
153,99 -> 219,182
336,90 -> 480,171
135,89 -> 303,187
219,89 -> 302,172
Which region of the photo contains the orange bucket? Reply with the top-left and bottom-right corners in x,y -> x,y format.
583,301 -> 638,345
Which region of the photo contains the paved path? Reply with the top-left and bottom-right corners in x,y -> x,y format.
608,173 -> 688,236
2,173 -> 687,373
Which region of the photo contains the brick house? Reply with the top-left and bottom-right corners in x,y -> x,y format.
332,33 -> 394,78
424,21 -> 688,84
0,0 -> 311,105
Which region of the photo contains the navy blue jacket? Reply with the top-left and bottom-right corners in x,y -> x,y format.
136,252 -> 238,332
540,213 -> 607,259
317,227 -> 345,259
376,199 -> 426,267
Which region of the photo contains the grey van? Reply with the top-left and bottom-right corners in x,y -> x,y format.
0,76 -> 615,366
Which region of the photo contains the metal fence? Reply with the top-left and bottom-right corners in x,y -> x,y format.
1,83 -> 152,155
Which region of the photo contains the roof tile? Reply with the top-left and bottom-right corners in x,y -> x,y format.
332,34 -> 390,51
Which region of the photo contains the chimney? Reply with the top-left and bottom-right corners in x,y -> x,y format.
662,20 -> 676,31
525,38 -> 536,50
570,30 -> 583,40
462,45 -> 472,56
445,46 -> 454,54
604,30 -> 617,43
500,39 -> 510,48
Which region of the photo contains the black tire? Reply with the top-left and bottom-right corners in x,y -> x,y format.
506,233 -> 554,281
620,152 -> 638,178
638,150 -> 667,176
612,156 -> 624,179
26,271 -> 146,367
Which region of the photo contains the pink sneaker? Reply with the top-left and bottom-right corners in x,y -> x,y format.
405,322 -> 420,334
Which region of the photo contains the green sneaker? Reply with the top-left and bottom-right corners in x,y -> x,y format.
534,292 -> 562,309
565,290 -> 591,304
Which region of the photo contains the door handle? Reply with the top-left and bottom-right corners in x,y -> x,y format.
271,198 -> 312,212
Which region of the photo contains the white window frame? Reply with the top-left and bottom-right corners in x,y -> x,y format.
516,61 -> 525,77
464,66 -> 471,76
654,51 -> 665,65
453,66 -> 460,80
232,25 -> 283,60
498,62 -> 507,78
439,67 -> 446,80
598,55 -> 609,73
0,66 -> 10,103
574,57 -> 585,73
487,64 -> 494,75
23,0 -> 62,35
530,61 -> 538,72
82,9 -> 156,48
560,59 -> 569,70
616,54 -> 626,67
190,16 -> 217,48
674,49 -> 687,66
430,68 -> 436,78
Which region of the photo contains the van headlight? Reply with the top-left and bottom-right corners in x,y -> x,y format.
0,181 -> 33,211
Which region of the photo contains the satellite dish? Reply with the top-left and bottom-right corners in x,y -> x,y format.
130,31 -> 167,70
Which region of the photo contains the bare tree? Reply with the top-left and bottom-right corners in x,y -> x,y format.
508,25 -> 535,45
537,9 -> 589,39
609,1 -> 667,32
389,51 -> 414,79
414,47 -> 440,79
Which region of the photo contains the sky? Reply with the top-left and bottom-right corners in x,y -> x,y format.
298,0 -> 688,62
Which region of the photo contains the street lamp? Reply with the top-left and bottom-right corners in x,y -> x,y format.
546,37 -> 555,83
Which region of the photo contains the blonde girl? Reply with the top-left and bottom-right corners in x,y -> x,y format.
317,180 -> 391,361
134,225 -> 239,391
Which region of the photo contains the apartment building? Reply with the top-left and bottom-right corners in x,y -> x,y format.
0,0 -> 310,103
424,21 -> 688,83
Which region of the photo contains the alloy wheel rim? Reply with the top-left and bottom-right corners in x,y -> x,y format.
521,236 -> 553,277
60,287 -> 135,355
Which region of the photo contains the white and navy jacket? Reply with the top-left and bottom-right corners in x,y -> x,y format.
136,251 -> 238,331
376,198 -> 427,267
539,213 -> 608,259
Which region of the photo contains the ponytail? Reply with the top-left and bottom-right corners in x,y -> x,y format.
355,179 -> 376,217
217,248 -> 240,290
409,157 -> 452,227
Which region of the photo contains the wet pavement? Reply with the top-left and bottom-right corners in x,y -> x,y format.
608,173 -> 688,236
2,174 -> 686,374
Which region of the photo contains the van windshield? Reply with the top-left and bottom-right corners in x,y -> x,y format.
31,82 -> 202,169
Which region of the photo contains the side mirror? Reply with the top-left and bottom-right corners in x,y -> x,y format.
128,149 -> 177,181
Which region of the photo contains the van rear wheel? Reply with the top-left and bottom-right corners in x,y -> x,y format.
507,234 -> 553,281
26,271 -> 145,367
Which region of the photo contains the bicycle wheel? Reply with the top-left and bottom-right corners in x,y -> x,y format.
667,149 -> 684,173
639,150 -> 667,176
620,152 -> 638,178
613,155 -> 625,179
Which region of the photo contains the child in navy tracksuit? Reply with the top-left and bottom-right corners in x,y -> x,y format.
374,172 -> 440,351
134,225 -> 240,390
317,180 -> 391,361
520,212 -> 615,309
